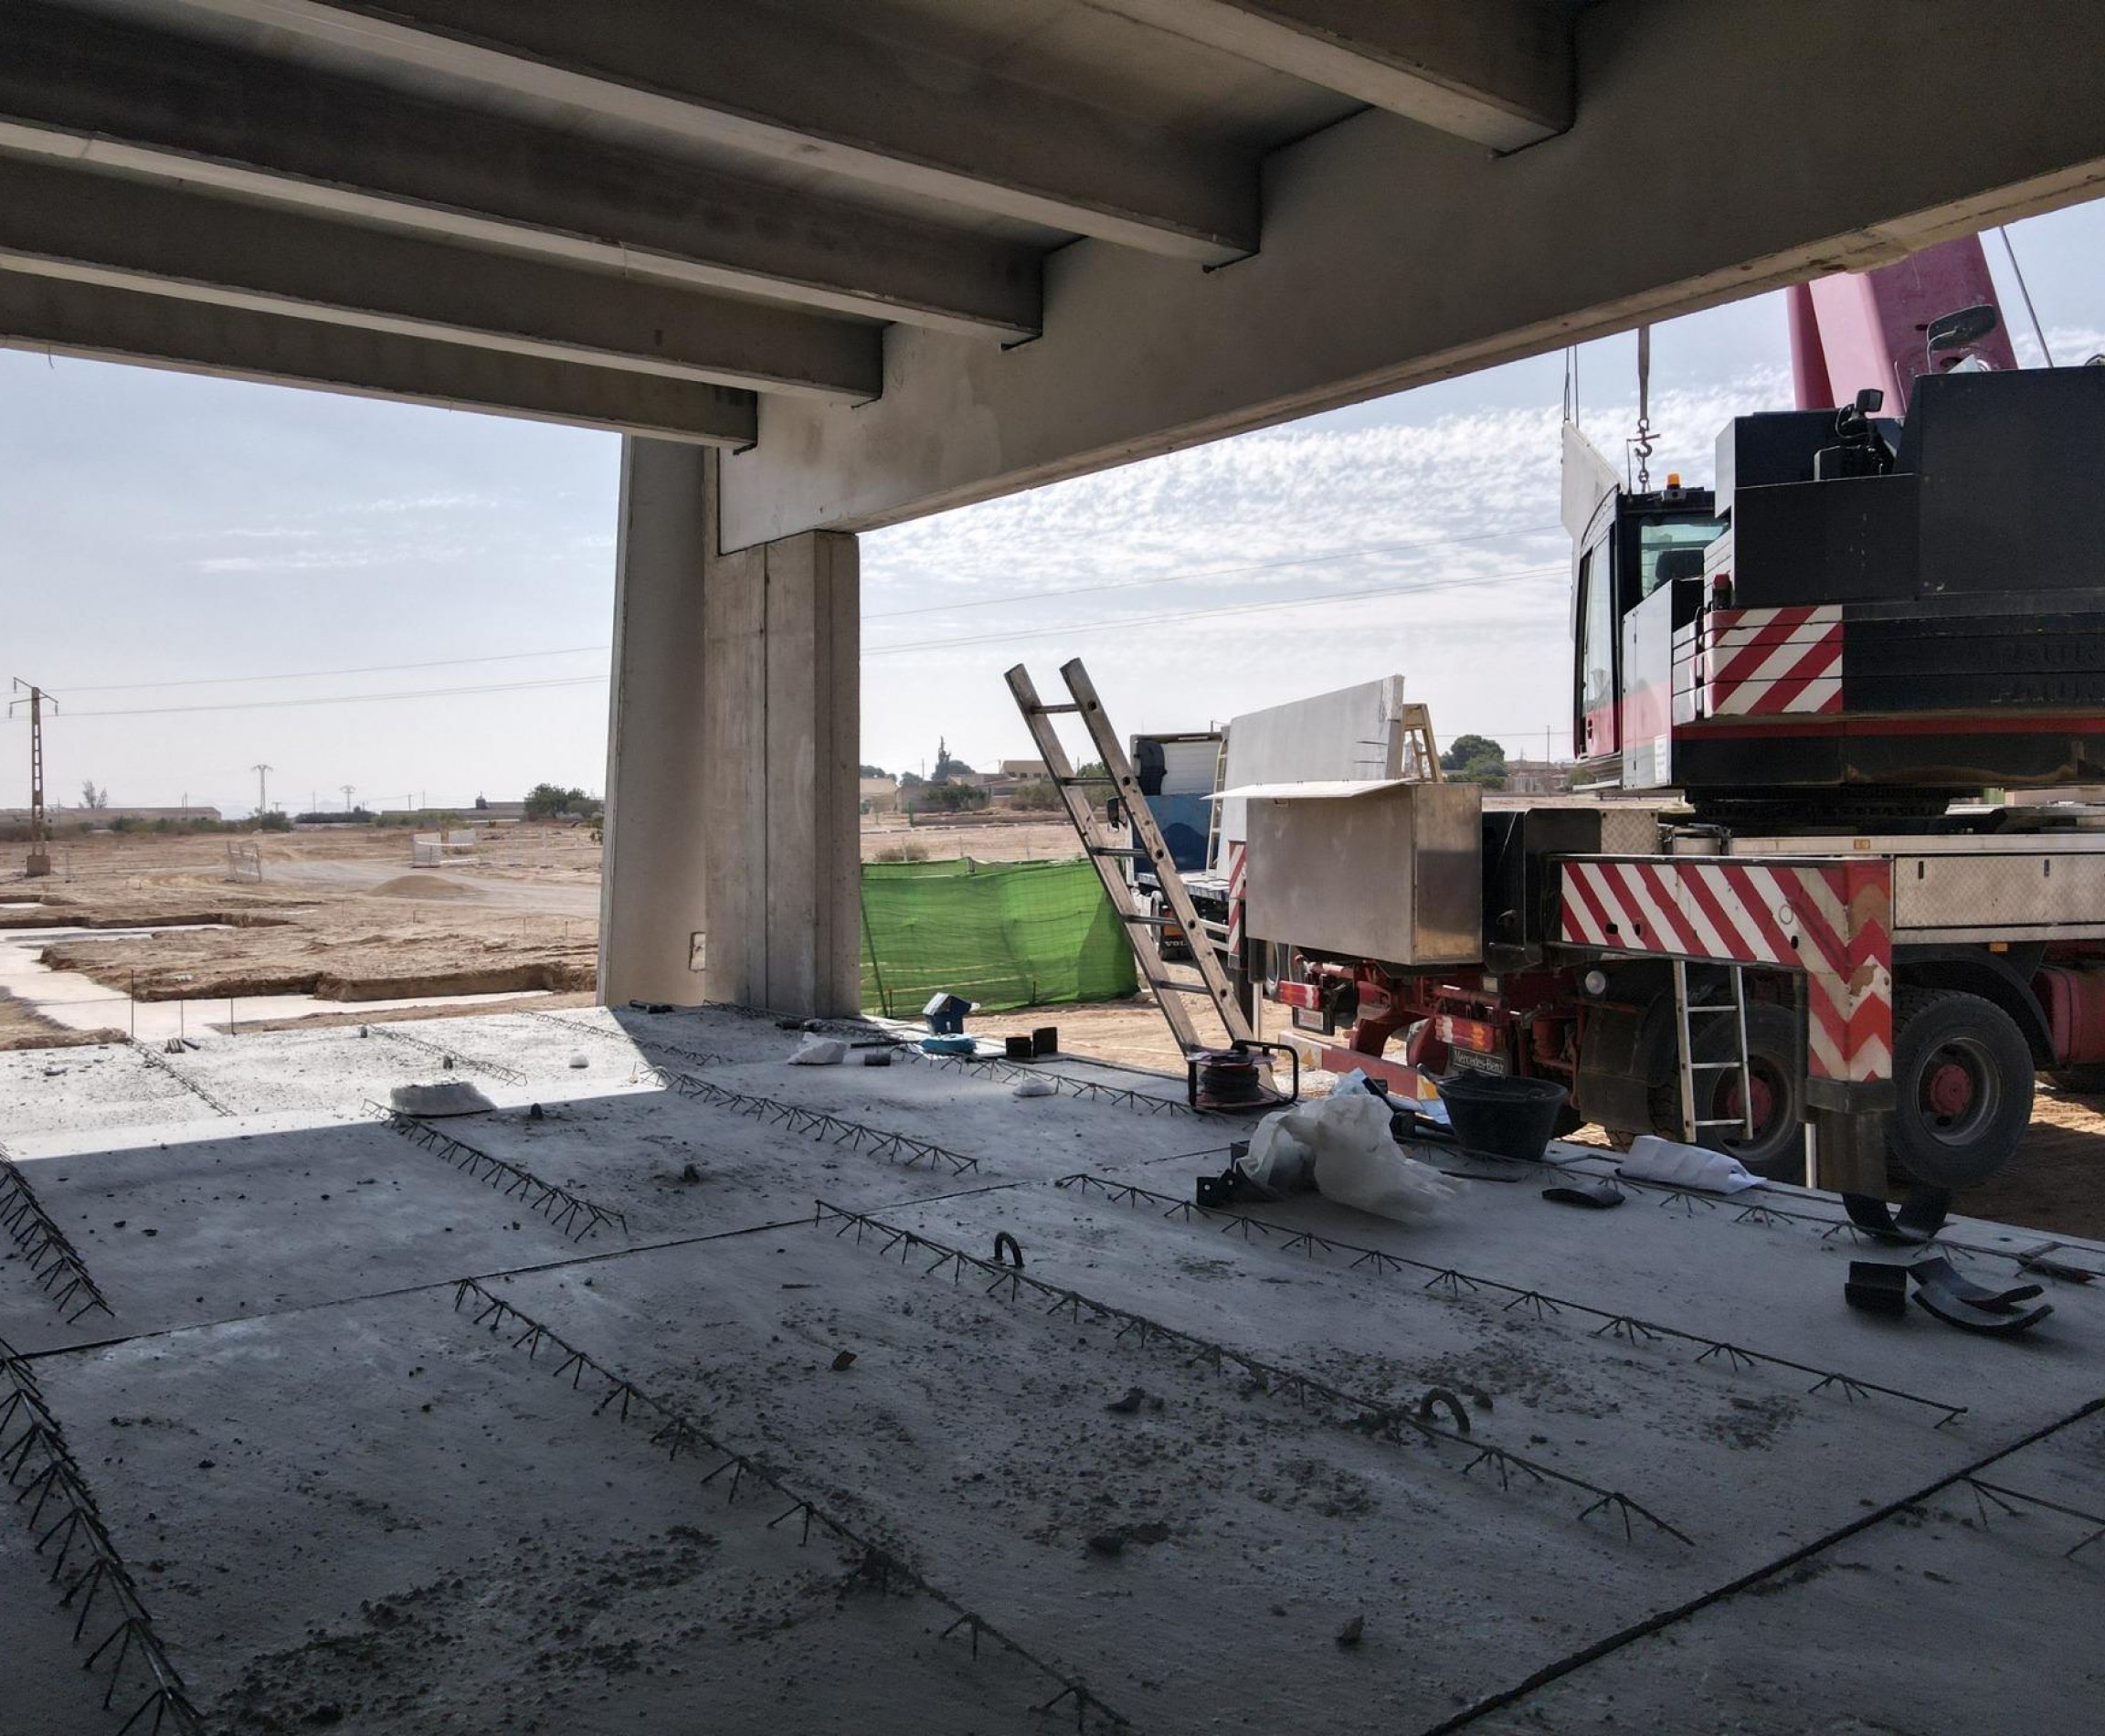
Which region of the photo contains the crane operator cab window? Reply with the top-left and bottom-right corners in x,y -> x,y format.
1636,518 -> 1720,598
1578,541 -> 1615,754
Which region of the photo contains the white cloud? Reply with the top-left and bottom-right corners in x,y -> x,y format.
862,369 -> 1789,770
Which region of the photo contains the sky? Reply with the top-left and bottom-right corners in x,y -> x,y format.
5,199 -> 2104,815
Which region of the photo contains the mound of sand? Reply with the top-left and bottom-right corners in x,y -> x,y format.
366,873 -> 474,900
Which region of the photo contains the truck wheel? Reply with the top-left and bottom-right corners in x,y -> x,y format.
1647,1002 -> 1806,1180
1888,990 -> 2034,1190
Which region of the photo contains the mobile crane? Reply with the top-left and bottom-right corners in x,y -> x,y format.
1249,236 -> 2105,1216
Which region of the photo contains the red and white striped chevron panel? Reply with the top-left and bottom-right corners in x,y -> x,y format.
1225,842 -> 1247,954
1702,605 -> 1843,716
1559,857 -> 1893,1084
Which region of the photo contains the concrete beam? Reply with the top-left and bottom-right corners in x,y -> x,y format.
0,3 -> 1041,339
143,0 -> 1258,261
1093,0 -> 1572,148
0,156 -> 881,402
722,0 -> 2105,545
0,270 -> 757,447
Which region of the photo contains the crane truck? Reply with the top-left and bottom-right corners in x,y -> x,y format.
1243,238 -> 2105,1215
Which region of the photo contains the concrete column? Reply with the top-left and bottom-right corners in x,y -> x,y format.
598,438 -> 713,1007
599,439 -> 860,1016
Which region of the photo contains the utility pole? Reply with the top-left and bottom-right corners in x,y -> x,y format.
251,763 -> 273,820
341,783 -> 355,814
8,680 -> 56,877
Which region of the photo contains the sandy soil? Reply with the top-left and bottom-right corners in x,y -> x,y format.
2,825 -> 601,1027
860,812 -> 1078,863
0,990 -> 123,1050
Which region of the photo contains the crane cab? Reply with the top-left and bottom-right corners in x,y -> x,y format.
1569,479 -> 1720,794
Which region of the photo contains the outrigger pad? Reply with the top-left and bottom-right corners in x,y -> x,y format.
1843,1186 -> 1952,1244
1907,1256 -> 2045,1313
1912,1281 -> 2053,1335
1844,1261 -> 1909,1317
1541,1179 -> 1625,1210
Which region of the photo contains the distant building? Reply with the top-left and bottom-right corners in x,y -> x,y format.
999,758 -> 1049,779
1502,759 -> 1573,796
859,776 -> 898,813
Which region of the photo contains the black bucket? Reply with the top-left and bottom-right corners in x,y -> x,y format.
1436,1074 -> 1569,1163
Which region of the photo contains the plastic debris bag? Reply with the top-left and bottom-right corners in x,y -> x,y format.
1012,1077 -> 1056,1098
788,1035 -> 848,1066
1618,1133 -> 1762,1194
1307,1071 -> 1454,1222
1238,1107 -> 1317,1194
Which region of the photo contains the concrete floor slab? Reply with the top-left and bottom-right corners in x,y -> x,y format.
2,1006 -> 2100,1734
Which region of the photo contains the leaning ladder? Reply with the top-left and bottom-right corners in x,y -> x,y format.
1006,659 -> 1254,1055
1673,959 -> 1756,1144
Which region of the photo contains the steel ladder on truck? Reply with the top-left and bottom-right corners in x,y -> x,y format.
1005,659 -> 1254,1055
1672,960 -> 1756,1145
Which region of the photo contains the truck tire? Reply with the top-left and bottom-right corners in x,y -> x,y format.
1888,990 -> 2034,1190
1647,1001 -> 1806,1180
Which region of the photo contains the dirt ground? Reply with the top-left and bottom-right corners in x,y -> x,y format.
7,821 -> 2103,1237
1,824 -> 602,1043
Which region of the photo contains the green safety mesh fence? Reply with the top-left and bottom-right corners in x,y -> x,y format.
859,857 -> 1137,1015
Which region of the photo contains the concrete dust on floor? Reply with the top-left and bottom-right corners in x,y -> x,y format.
4,1004 -> 2104,1734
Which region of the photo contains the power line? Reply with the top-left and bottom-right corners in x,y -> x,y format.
44,525 -> 1571,698
58,643 -> 608,694
862,521 -> 1563,619
19,562 -> 1571,716
52,674 -> 607,720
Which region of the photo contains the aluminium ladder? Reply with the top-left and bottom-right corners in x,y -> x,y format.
1006,659 -> 1254,1055
1672,959 -> 1756,1145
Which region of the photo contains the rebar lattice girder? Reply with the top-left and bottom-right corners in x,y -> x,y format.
1053,1173 -> 1965,1428
443,1279 -> 1126,1729
382,1112 -> 627,1240
0,1342 -> 203,1733
814,1200 -> 1692,1546
0,1155 -> 114,1323
649,1068 -> 979,1173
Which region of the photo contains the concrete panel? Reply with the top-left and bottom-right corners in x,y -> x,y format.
1093,0 -> 1573,146
0,269 -> 757,446
0,2 -> 1042,338
599,440 -> 714,1009
721,0 -> 2105,544
0,154 -> 882,400
1214,673 -> 1408,867
145,0 -> 1259,260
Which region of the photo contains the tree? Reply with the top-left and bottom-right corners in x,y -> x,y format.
907,781 -> 987,814
524,782 -> 599,820
1005,780 -> 1063,811
858,763 -> 891,779
931,737 -> 973,784
79,781 -> 107,810
1440,734 -> 1508,789
1439,735 -> 1503,773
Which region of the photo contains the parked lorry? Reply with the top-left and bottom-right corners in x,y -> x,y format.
1242,238 -> 2105,1204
